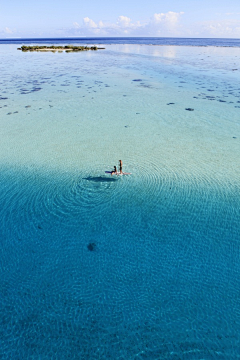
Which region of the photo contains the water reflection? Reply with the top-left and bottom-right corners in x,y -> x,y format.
106,44 -> 176,58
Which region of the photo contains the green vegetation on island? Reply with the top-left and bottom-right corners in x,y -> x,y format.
17,45 -> 105,52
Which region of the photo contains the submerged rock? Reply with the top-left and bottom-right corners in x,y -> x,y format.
87,243 -> 96,251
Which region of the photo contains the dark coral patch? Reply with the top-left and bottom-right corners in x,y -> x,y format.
87,243 -> 96,251
31,87 -> 42,92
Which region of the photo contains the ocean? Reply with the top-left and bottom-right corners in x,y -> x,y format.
1,37 -> 240,46
0,37 -> 240,359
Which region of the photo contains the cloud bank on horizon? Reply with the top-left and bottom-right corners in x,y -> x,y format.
62,11 -> 240,38
70,12 -> 185,37
1,8 -> 240,38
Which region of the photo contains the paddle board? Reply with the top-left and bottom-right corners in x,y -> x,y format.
105,171 -> 131,175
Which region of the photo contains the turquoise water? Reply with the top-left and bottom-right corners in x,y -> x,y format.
0,43 -> 240,359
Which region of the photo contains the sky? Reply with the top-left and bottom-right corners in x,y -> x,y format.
1,0 -> 240,38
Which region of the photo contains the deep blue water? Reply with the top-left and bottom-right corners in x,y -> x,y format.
1,166 -> 239,359
1,36 -> 240,47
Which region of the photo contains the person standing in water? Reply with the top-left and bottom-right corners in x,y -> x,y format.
119,160 -> 123,174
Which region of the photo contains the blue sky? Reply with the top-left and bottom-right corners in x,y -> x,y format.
1,0 -> 240,38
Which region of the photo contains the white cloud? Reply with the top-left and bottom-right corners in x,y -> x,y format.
83,17 -> 98,29
62,12 -> 240,38
68,12 -> 184,37
0,27 -> 17,37
117,16 -> 131,28
199,19 -> 240,37
65,12 -> 240,38
153,11 -> 184,26
99,21 -> 105,29
146,11 -> 184,35
4,27 -> 14,34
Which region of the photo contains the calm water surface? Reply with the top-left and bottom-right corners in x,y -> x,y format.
0,42 -> 240,359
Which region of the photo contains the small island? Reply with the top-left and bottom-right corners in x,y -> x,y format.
17,45 -> 105,52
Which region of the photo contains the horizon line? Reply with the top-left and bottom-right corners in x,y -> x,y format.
0,36 -> 240,40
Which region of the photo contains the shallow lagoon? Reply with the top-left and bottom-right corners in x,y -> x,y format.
0,43 -> 240,359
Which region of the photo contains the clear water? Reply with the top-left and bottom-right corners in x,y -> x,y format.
0,41 -> 240,359
1,36 -> 240,47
